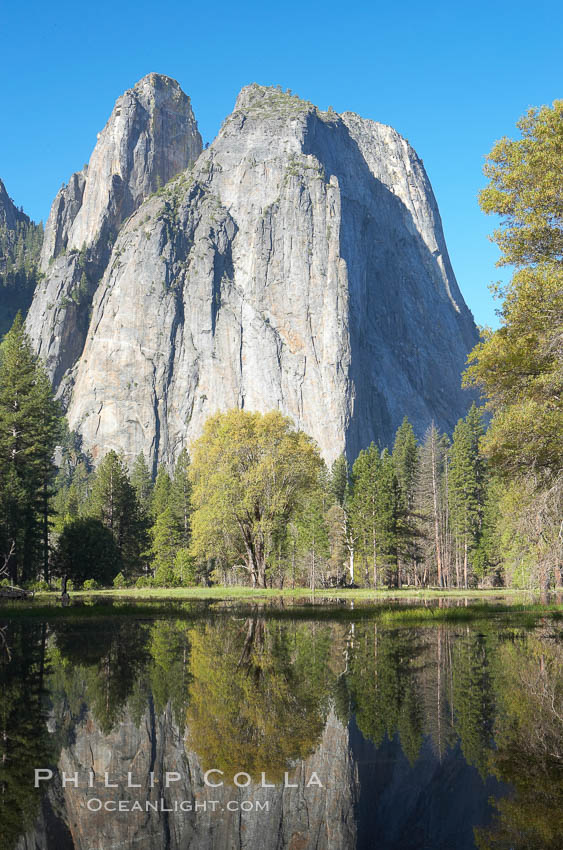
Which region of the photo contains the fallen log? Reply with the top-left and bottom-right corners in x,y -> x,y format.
0,586 -> 34,600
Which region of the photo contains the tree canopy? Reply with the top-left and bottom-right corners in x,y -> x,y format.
465,101 -> 563,482
478,100 -> 562,267
189,409 -> 323,586
54,516 -> 122,587
463,100 -> 562,588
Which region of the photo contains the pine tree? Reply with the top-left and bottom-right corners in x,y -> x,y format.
129,452 -> 154,575
439,433 -> 453,586
146,453 -> 193,584
472,476 -> 503,584
295,485 -> 330,591
152,466 -> 172,518
330,454 -> 349,507
0,314 -> 61,583
377,449 -> 400,587
0,468 -> 26,582
392,417 -> 419,585
449,423 -> 472,588
393,417 -> 418,503
170,448 -> 192,548
448,407 -> 486,588
330,454 -> 356,582
130,453 -> 153,517
150,507 -> 182,585
349,444 -> 380,586
32,370 -> 62,581
88,451 -> 143,575
51,424 -> 94,535
417,424 -> 448,586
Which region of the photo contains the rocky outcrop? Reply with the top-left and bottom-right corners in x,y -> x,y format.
0,178 -> 30,233
18,704 -> 357,850
0,179 -> 43,337
25,73 -> 202,397
57,83 -> 477,467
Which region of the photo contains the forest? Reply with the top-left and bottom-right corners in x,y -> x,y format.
0,212 -> 43,338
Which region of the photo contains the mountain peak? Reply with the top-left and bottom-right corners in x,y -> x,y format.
25,75 -> 202,386
233,83 -> 315,117
131,72 -> 193,105
25,77 -> 478,468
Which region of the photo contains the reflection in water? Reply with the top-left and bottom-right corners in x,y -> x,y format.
51,620 -> 153,733
186,617 -> 333,779
0,608 -> 561,849
474,628 -> 563,850
0,622 -> 56,850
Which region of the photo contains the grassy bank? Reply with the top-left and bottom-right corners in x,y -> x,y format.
0,599 -> 560,627
31,586 -> 539,601
0,585 -> 561,626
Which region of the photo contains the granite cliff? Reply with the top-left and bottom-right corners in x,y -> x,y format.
26,77 -> 478,466
25,73 -> 202,396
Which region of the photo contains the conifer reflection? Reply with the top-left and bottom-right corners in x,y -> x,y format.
0,622 -> 56,850
50,620 -> 151,733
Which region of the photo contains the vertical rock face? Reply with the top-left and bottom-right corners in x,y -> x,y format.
61,84 -> 477,467
25,73 -> 202,395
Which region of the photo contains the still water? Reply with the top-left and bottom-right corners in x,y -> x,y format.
0,600 -> 562,849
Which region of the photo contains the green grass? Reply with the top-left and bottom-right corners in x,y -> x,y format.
30,585 -> 532,602
374,601 -> 563,627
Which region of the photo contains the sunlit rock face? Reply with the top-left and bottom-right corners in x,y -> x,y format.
25,73 -> 202,395
17,706 -> 357,850
28,79 -> 477,466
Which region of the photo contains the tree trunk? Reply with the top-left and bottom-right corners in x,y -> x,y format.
257,550 -> 267,588
463,538 -> 468,589
431,433 -> 443,587
42,477 -> 49,583
311,541 -> 316,593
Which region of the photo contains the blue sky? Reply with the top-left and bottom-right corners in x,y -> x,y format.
1,0 -> 561,328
